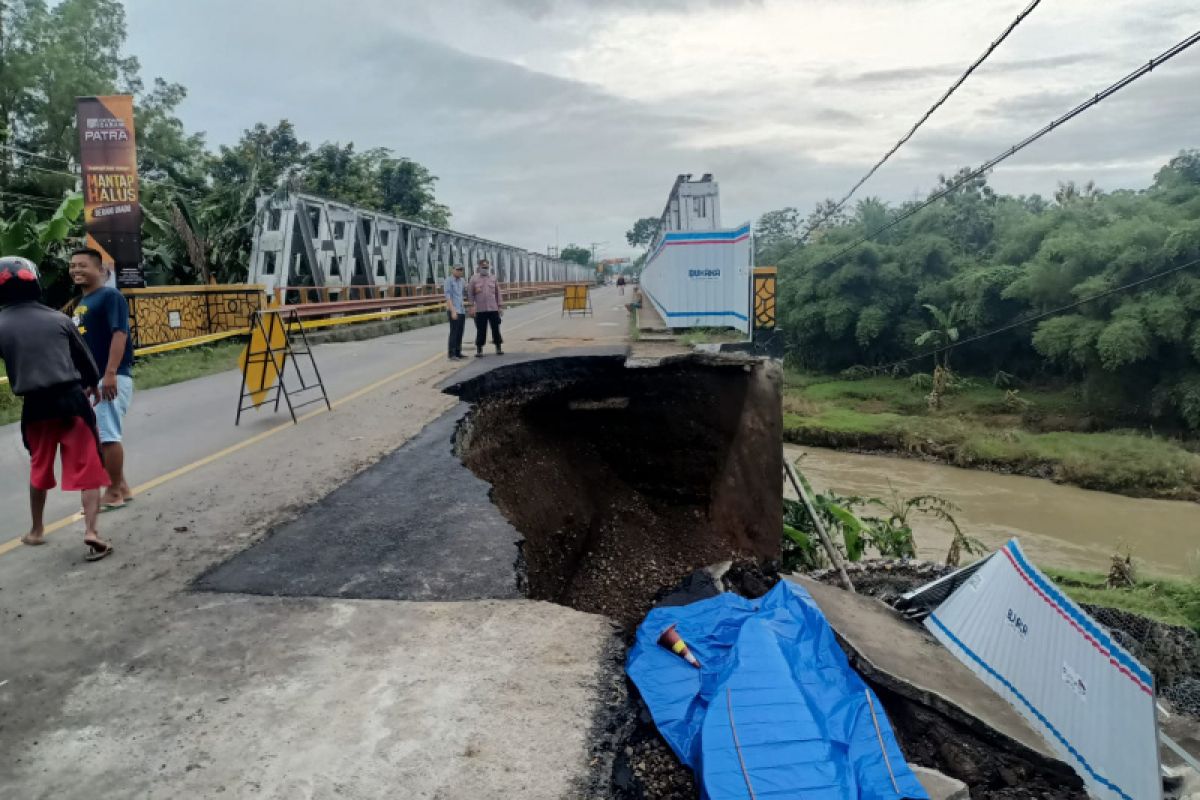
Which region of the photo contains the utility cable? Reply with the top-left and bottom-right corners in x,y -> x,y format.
0,189 -> 66,209
798,0 -> 1044,240
809,29 -> 1200,270
870,255 -> 1200,372
0,142 -> 73,166
0,144 -> 207,198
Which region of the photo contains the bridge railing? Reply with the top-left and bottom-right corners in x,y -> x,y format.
275,282 -> 566,308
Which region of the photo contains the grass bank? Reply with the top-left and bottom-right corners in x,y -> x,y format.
784,372 -> 1200,501
1046,567 -> 1200,631
0,341 -> 244,426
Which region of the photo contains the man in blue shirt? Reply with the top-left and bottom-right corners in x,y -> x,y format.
444,264 -> 467,360
70,248 -> 135,510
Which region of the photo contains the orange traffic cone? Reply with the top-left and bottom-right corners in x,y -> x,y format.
658,624 -> 701,668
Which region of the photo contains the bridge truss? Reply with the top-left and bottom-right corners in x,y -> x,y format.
248,192 -> 589,297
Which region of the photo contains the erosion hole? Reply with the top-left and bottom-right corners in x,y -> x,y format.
450,354 -> 783,625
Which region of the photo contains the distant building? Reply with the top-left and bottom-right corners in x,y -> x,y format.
658,173 -> 722,234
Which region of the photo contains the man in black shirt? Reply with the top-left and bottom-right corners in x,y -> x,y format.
0,256 -> 113,560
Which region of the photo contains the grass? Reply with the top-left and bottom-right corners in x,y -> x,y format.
1044,566 -> 1200,631
133,341 -> 244,390
783,371 -> 1200,500
678,327 -> 746,347
1,340 -> 246,426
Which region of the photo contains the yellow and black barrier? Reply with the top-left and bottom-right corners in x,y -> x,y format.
561,283 -> 593,317
235,309 -> 331,425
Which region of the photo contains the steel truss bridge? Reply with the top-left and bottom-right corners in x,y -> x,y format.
248,192 -> 590,298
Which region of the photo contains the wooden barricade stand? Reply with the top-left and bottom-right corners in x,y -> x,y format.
235,308 -> 331,425
561,283 -> 593,317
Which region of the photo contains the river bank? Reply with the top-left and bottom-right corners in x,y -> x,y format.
784,372 -> 1200,501
789,444 -> 1200,631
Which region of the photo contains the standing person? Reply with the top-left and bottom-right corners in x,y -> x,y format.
444,264 -> 467,360
69,248 -> 135,511
468,258 -> 504,357
617,274 -> 626,296
0,256 -> 113,560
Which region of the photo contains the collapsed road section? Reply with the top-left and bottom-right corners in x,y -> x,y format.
198,348 -> 782,622
448,349 -> 783,625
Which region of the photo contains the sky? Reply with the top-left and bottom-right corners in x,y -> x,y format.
123,0 -> 1200,259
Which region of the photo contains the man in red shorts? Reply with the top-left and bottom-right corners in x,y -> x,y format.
0,256 -> 113,561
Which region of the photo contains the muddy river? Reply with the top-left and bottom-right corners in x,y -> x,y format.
786,445 -> 1200,578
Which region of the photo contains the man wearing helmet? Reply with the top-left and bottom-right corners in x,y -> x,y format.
0,256 -> 114,561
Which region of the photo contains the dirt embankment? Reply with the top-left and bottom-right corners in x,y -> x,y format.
454,354 -> 783,627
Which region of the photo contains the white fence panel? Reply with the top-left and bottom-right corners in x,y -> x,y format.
640,223 -> 752,334
926,539 -> 1160,800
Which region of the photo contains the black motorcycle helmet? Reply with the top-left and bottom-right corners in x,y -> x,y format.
0,256 -> 42,305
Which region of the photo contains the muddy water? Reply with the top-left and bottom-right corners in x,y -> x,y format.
786,445 -> 1200,577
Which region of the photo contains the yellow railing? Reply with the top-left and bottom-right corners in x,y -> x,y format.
122,284 -> 267,348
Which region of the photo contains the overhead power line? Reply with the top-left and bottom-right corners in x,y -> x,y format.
0,189 -> 69,210
873,255 -> 1200,372
799,0 -> 1044,240
0,142 -> 73,166
810,28 -> 1200,270
0,149 -> 206,200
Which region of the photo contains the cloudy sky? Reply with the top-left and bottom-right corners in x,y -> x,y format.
123,0 -> 1199,258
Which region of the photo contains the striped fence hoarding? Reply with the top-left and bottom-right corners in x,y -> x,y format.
640,223 -> 753,334
927,540 -> 1160,800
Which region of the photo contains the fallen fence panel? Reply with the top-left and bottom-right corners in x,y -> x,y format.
926,539 -> 1161,800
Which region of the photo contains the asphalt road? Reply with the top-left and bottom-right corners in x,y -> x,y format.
0,286 -> 630,799
0,290 -> 627,543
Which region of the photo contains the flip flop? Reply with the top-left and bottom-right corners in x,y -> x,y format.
85,541 -> 113,562
99,502 -> 126,513
20,535 -> 46,546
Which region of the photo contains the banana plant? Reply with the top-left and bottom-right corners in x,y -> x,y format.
914,302 -> 964,369
0,193 -> 84,262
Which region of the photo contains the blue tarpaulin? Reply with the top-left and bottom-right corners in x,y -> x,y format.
627,580 -> 929,799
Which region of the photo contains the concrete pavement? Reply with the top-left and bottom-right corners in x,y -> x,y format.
0,288 -> 630,799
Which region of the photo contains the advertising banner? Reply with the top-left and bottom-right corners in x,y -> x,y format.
926,540 -> 1160,800
76,95 -> 144,288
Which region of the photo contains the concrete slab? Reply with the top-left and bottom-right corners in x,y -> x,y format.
789,576 -> 1065,765
909,765 -> 970,800
635,296 -> 668,333
3,595 -> 613,800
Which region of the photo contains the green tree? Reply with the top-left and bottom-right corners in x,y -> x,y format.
773,150 -> 1200,431
136,78 -> 207,189
18,0 -> 140,166
302,142 -> 379,207
625,216 -> 659,249
754,206 -> 799,261
376,155 -> 449,227
210,120 -> 309,190
560,244 -> 590,266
